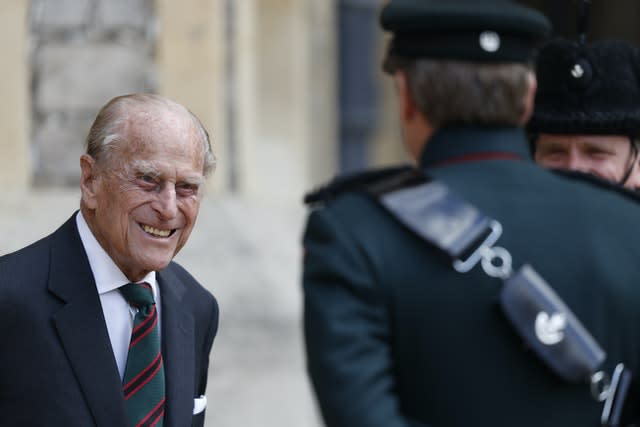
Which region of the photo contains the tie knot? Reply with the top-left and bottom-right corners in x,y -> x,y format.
119,282 -> 155,308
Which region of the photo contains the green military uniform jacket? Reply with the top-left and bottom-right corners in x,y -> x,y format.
303,126 -> 640,427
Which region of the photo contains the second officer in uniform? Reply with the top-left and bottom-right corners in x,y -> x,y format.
302,1 -> 640,426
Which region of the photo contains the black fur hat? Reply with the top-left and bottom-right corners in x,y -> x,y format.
528,38 -> 640,137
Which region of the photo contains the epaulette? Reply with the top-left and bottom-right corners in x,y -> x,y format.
551,168 -> 640,204
303,164 -> 419,206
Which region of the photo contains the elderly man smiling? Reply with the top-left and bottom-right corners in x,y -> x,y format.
0,94 -> 219,427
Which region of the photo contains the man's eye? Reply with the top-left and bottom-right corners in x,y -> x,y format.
586,148 -> 610,157
137,175 -> 157,188
177,184 -> 199,195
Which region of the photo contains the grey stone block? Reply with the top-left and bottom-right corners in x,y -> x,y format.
31,0 -> 93,31
35,43 -> 156,113
32,114 -> 92,186
96,0 -> 153,31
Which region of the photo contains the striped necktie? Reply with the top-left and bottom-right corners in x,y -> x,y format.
119,282 -> 165,427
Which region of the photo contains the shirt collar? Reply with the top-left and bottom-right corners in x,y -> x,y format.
419,125 -> 531,169
75,211 -> 158,299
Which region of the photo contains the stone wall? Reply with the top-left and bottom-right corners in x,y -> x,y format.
0,1 -> 30,191
30,0 -> 157,185
21,0 -> 339,203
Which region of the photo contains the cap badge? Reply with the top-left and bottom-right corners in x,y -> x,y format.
567,59 -> 592,89
479,31 -> 500,53
571,63 -> 585,79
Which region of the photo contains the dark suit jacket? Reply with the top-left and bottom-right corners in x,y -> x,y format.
0,213 -> 219,427
303,126 -> 640,427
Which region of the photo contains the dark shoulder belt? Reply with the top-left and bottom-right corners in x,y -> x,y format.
367,169 -> 631,427
304,165 -> 413,207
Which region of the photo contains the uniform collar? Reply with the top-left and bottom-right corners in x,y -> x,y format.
419,125 -> 531,169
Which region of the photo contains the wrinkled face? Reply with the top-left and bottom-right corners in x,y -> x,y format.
81,111 -> 205,281
534,134 -> 638,187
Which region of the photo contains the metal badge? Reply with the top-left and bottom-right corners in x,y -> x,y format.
535,311 -> 567,345
479,31 -> 500,52
453,220 -> 512,278
571,63 -> 585,79
568,58 -> 593,89
599,364 -> 632,427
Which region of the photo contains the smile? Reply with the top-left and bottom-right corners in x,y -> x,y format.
140,223 -> 176,238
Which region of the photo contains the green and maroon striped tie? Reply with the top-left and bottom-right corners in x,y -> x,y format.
120,282 -> 165,427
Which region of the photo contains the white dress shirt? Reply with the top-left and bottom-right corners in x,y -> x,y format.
75,212 -> 161,380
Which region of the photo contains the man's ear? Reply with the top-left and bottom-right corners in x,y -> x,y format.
394,71 -> 418,122
80,154 -> 99,209
519,71 -> 537,125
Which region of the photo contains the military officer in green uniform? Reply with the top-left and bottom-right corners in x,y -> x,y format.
529,38 -> 640,190
302,1 -> 640,426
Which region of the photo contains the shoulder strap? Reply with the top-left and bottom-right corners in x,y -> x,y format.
303,165 -> 413,206
366,169 -> 630,425
368,170 -> 495,263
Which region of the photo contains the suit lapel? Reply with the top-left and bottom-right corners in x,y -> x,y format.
48,215 -> 128,427
159,267 -> 195,427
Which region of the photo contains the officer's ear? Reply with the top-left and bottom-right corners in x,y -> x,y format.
394,71 -> 419,122
519,71 -> 537,125
394,70 -> 433,161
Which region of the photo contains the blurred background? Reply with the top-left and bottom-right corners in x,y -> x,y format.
1,1 -> 640,426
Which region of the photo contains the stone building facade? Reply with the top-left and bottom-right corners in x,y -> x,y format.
1,1 -> 31,191
2,0 -> 345,204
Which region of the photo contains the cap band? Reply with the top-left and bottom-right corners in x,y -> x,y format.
391,31 -> 537,63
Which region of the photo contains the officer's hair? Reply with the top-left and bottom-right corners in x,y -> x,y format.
385,55 -> 532,128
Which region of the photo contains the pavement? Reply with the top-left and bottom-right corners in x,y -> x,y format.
0,189 -> 323,427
